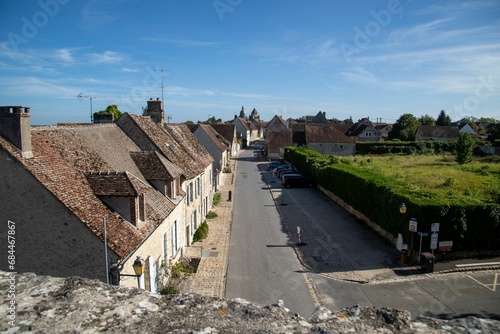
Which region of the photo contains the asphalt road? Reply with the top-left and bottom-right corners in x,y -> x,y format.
226,145 -> 500,320
313,271 -> 500,320
225,147 -> 316,317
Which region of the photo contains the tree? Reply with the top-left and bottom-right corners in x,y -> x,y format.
388,114 -> 419,141
98,104 -> 122,122
456,132 -> 475,164
436,110 -> 452,126
418,114 -> 436,126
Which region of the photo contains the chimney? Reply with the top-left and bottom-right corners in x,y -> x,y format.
93,112 -> 114,123
146,98 -> 165,124
0,106 -> 33,158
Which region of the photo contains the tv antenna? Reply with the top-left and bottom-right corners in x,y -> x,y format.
154,68 -> 171,110
77,93 -> 106,122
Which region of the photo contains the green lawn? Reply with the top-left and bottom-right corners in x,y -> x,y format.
346,154 -> 500,204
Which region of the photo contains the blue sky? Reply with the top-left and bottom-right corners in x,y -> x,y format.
1,0 -> 499,125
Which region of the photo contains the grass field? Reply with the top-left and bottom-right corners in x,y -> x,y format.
345,154 -> 500,204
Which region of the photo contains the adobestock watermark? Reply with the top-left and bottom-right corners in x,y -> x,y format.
448,74 -> 496,120
213,0 -> 243,21
339,0 -> 407,63
7,0 -> 70,54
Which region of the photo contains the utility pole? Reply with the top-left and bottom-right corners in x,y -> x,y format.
77,93 -> 106,122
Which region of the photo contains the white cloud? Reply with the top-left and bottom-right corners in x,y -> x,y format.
89,51 -> 124,64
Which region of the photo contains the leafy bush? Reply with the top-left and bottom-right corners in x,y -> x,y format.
206,211 -> 218,219
213,192 -> 221,206
193,221 -> 209,242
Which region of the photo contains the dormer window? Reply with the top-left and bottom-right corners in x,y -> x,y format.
84,171 -> 146,227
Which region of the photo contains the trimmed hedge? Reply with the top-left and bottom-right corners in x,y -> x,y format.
284,146 -> 500,252
356,141 -> 456,155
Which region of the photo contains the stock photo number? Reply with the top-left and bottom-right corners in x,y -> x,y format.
6,220 -> 17,326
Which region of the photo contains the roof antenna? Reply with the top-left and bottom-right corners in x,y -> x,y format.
77,93 -> 106,122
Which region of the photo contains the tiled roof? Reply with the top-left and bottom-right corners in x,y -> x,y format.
305,124 -> 355,143
210,124 -> 236,144
61,123 -> 146,182
85,171 -> 138,196
131,151 -> 184,180
164,123 -> 213,176
267,130 -> 293,153
198,124 -> 230,152
0,125 -> 175,258
234,117 -> 251,131
119,114 -> 211,179
416,126 -> 459,138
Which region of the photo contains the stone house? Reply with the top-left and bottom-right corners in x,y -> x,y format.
189,123 -> 230,189
266,130 -> 293,161
0,102 -> 213,293
415,126 -> 459,142
304,124 -> 356,155
210,123 -> 239,157
232,116 -> 252,147
266,115 -> 289,132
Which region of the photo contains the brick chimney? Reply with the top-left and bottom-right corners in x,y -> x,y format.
146,98 -> 165,124
0,106 -> 33,158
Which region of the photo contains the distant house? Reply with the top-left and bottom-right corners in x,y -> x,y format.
415,126 -> 459,141
459,124 -> 479,137
0,100 -> 214,293
375,124 -> 392,139
266,115 -> 289,131
344,118 -> 382,142
232,116 -> 251,147
267,130 -> 293,161
305,124 -> 356,155
190,123 -> 230,187
210,123 -> 239,157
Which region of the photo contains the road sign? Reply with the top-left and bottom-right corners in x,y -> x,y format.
430,233 -> 439,250
418,232 -> 429,237
409,218 -> 417,232
431,223 -> 440,232
438,241 -> 453,252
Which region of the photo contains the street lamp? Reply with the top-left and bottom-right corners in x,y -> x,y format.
399,203 -> 407,214
109,256 -> 145,289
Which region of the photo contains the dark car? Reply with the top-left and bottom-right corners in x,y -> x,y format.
278,169 -> 297,179
282,174 -> 311,188
267,161 -> 283,170
273,165 -> 293,175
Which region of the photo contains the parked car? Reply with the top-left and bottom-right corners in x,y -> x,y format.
278,169 -> 297,179
282,174 -> 312,188
273,165 -> 293,175
267,161 -> 283,170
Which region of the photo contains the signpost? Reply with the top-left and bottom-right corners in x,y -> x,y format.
417,232 -> 429,254
430,233 -> 439,253
408,218 -> 417,263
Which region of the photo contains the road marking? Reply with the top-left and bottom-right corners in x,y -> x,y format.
456,262 -> 500,267
466,273 -> 499,292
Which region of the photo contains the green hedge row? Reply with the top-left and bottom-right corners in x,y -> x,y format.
284,146 -> 500,252
356,141 -> 456,155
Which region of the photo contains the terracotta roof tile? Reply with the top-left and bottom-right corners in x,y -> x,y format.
305,124 -> 355,143
0,124 -> 176,258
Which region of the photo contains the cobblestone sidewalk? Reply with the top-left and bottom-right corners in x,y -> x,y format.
180,164 -> 235,298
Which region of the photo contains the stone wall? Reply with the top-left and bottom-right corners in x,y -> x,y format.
1,271 -> 498,333
0,149 -> 118,281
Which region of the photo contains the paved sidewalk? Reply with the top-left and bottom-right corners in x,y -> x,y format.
180,162 -> 236,298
